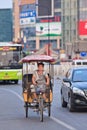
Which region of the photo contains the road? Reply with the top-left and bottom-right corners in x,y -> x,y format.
0,78 -> 87,130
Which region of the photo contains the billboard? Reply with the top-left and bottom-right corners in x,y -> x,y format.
78,21 -> 87,35
20,17 -> 35,25
20,11 -> 36,25
36,0 -> 54,18
36,22 -> 61,36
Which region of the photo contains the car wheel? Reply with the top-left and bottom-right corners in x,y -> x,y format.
61,95 -> 67,107
14,80 -> 18,84
68,96 -> 74,112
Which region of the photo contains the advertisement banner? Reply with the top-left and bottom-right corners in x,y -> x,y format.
20,17 -> 35,25
20,11 -> 36,25
78,21 -> 87,35
20,11 -> 36,18
36,22 -> 61,36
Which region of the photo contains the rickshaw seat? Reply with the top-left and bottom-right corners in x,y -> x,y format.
22,74 -> 33,91
23,73 -> 53,103
23,73 -> 53,92
23,74 -> 33,82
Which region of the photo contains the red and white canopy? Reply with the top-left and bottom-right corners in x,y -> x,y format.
19,55 -> 55,63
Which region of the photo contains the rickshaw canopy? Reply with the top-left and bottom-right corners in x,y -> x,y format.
19,55 -> 55,63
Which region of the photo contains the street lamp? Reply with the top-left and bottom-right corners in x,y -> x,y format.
35,1 -> 50,55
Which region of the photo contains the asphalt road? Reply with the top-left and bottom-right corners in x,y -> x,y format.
0,79 -> 87,130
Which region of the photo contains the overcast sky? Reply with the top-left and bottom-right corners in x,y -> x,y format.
0,0 -> 12,9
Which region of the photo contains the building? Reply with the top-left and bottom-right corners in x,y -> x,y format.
13,0 -> 35,42
0,9 -> 12,42
61,0 -> 87,59
13,0 -> 61,53
78,0 -> 87,52
13,0 -> 20,42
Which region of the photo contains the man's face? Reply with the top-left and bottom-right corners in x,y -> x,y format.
38,65 -> 44,71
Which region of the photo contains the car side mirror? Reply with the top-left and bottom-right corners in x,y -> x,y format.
63,78 -> 70,83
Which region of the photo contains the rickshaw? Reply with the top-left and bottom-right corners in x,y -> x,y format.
19,55 -> 54,122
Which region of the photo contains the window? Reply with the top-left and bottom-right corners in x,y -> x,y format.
54,0 -> 61,8
40,40 -> 57,49
80,0 -> 87,8
73,69 -> 87,82
21,27 -> 36,38
37,0 -> 54,18
27,40 -> 36,50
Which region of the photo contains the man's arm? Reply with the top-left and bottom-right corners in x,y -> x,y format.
45,75 -> 50,86
32,75 -> 37,85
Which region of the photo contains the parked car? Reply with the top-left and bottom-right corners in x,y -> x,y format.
61,67 -> 87,112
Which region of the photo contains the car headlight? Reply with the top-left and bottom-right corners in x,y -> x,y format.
73,87 -> 85,96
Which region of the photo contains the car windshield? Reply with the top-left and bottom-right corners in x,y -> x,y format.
73,69 -> 87,82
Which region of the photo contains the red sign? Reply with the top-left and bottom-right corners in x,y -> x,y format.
78,21 -> 87,35
3,46 -> 10,51
40,16 -> 60,23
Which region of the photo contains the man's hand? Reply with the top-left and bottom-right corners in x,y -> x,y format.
33,82 -> 37,86
46,82 -> 49,86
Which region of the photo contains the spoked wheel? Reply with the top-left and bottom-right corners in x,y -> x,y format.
25,102 -> 28,118
39,98 -> 44,122
48,102 -> 51,117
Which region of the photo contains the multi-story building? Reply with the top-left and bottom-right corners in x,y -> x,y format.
78,0 -> 87,52
61,0 -> 87,59
13,0 -> 35,42
13,0 -> 61,53
0,9 -> 12,42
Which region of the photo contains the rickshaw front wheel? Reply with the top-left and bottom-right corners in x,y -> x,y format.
39,98 -> 44,122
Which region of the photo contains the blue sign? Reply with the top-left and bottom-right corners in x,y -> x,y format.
80,52 -> 87,57
20,10 -> 36,18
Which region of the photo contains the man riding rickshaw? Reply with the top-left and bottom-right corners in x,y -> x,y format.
19,55 -> 54,122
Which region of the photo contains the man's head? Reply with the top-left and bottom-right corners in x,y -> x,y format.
37,62 -> 44,71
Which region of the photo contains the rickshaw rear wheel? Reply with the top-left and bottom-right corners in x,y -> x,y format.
25,102 -> 28,118
48,102 -> 51,117
39,98 -> 44,122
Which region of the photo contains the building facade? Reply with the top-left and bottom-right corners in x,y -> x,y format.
0,9 -> 12,42
13,0 -> 61,53
61,0 -> 87,59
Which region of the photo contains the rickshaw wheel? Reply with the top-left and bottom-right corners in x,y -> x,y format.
48,103 -> 51,117
25,102 -> 28,118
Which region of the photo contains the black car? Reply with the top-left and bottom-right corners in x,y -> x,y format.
61,67 -> 87,112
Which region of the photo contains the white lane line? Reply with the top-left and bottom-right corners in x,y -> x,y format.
1,88 -> 77,130
44,113 -> 76,130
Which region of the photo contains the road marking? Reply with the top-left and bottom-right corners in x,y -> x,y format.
44,113 -> 76,130
1,88 -> 77,130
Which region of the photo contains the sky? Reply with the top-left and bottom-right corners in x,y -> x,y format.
0,0 -> 12,9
